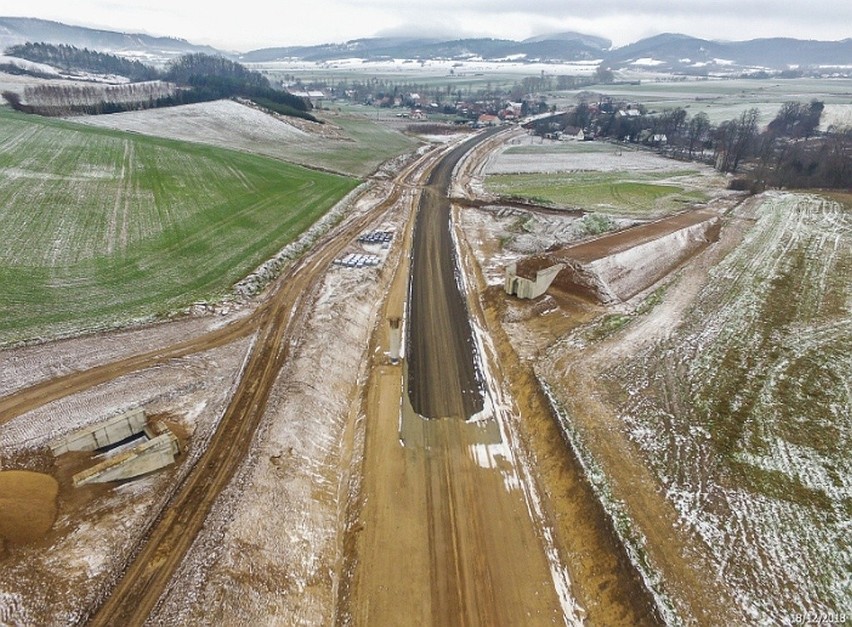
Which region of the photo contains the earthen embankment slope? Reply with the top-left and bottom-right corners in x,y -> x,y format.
516,209 -> 721,303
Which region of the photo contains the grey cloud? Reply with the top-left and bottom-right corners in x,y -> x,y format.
360,0 -> 850,34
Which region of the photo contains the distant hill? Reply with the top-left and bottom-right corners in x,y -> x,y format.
523,32 -> 612,51
603,33 -> 852,72
242,32 -> 852,74
2,17 -> 850,76
239,35 -> 608,63
0,17 -> 223,62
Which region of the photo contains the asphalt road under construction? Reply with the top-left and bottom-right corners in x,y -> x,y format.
406,127 -> 503,419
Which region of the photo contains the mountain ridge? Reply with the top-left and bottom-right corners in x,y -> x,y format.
0,16 -> 221,61
2,17 -> 850,73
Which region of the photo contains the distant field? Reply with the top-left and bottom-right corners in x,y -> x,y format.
293,112 -> 420,175
485,170 -> 707,216
608,192 -> 852,619
484,135 -> 724,216
0,109 -> 358,344
77,100 -> 421,178
553,77 -> 852,125
503,141 -> 616,155
249,58 -> 599,95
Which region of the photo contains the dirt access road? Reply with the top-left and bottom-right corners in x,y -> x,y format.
349,128 -> 570,624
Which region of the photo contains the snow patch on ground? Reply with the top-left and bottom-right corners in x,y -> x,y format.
0,313 -> 248,395
485,134 -> 707,175
0,56 -> 60,76
253,58 -> 602,78
608,193 -> 852,621
821,104 -> 852,131
149,210 -> 406,624
0,338 -> 252,626
76,99 -> 309,148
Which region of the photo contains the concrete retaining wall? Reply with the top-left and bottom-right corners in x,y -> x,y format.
72,432 -> 180,486
49,408 -> 147,455
505,263 -> 565,299
554,215 -> 721,303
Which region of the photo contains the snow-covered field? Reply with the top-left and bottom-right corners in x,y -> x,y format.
77,99 -> 308,149
483,135 -> 712,175
605,192 -> 852,621
0,312 -> 249,397
821,104 -> 852,131
249,57 -> 602,78
0,56 -> 62,78
459,125 -> 851,624
74,99 -> 421,177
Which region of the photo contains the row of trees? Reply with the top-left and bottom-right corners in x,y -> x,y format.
544,97 -> 849,190
3,81 -> 175,116
161,54 -> 315,120
2,45 -> 317,121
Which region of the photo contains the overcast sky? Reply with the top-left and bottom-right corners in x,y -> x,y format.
2,0 -> 850,51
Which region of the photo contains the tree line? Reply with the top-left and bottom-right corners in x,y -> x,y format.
555,98 -> 850,191
158,53 -> 316,121
5,42 -> 159,81
2,81 -> 175,116
2,45 -> 317,122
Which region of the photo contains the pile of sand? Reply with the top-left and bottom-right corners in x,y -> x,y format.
0,471 -> 58,544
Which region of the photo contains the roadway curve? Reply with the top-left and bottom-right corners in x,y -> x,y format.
406,129 -> 501,419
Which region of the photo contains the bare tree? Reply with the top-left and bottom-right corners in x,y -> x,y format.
715,108 -> 760,173
686,112 -> 711,158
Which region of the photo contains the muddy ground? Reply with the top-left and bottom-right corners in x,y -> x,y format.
2,113 -> 829,627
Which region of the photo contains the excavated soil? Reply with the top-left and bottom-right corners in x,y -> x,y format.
0,471 -> 58,545
0,126 -> 696,625
346,130 -> 662,626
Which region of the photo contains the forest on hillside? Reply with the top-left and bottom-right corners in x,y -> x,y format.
1,45 -> 318,121
5,42 -> 159,81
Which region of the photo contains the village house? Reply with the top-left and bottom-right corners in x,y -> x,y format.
477,113 -> 501,126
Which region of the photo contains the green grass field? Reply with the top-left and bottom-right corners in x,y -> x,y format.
0,109 -> 359,344
485,170 -> 706,215
293,113 -> 421,176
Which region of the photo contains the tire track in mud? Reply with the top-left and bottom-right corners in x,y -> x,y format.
0,319 -> 255,425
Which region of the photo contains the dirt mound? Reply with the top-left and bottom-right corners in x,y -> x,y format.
0,471 -> 58,544
517,210 -> 722,303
